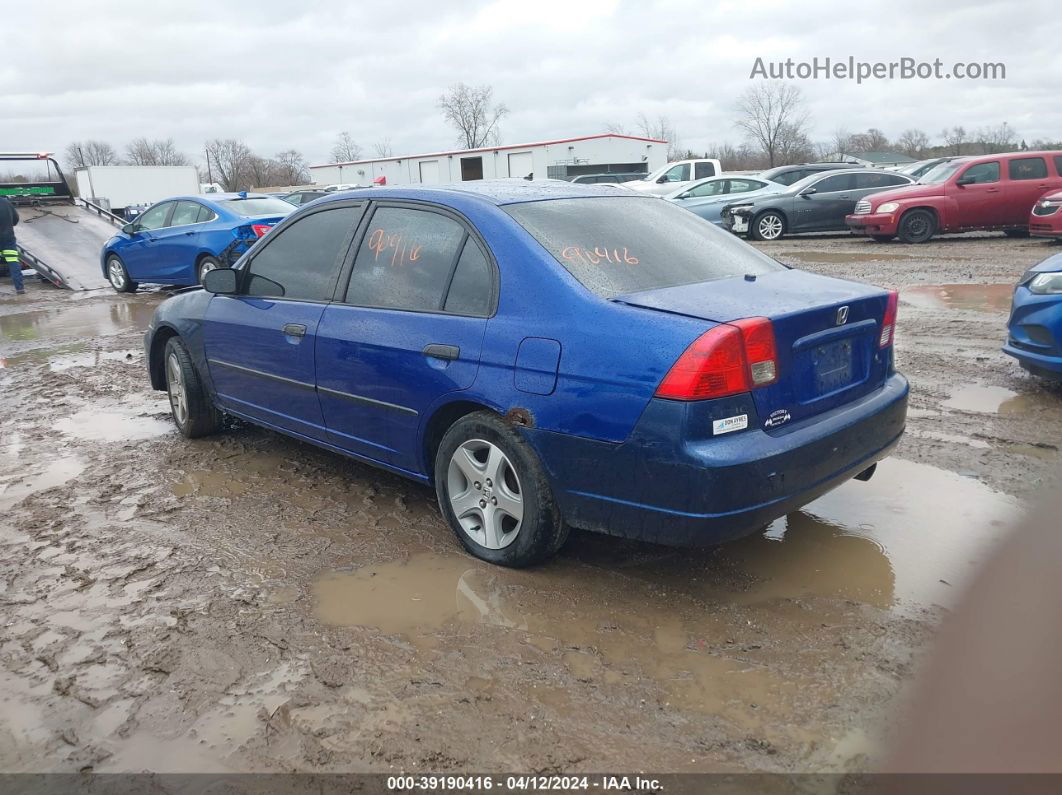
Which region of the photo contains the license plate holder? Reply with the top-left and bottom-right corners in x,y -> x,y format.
731,215 -> 748,233
812,339 -> 854,394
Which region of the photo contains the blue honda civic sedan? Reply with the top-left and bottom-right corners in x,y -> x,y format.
101,193 -> 293,292
1003,252 -> 1062,380
144,181 -> 907,567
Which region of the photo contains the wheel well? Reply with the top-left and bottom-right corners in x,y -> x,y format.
422,400 -> 498,481
148,326 -> 179,391
900,206 -> 938,225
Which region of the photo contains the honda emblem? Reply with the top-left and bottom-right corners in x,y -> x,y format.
836,305 -> 849,325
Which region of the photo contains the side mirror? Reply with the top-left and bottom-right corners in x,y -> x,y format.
955,176 -> 975,186
121,223 -> 137,234
202,268 -> 238,295
800,188 -> 817,198
657,175 -> 672,183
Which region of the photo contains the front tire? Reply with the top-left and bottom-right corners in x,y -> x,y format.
750,211 -> 786,241
897,209 -> 936,243
435,411 -> 567,567
106,255 -> 138,293
164,337 -> 223,439
197,255 -> 222,284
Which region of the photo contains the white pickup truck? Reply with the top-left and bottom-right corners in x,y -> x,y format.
621,158 -> 723,196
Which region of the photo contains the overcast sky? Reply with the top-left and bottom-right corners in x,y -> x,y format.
5,0 -> 1059,168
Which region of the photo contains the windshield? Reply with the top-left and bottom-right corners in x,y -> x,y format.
505,197 -> 784,299
217,197 -> 295,216
919,161 -> 967,184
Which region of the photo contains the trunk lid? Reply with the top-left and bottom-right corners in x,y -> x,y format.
615,269 -> 893,429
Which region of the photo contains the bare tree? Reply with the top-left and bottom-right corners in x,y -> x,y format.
703,141 -> 760,170
829,128 -> 854,159
734,82 -> 809,168
438,83 -> 509,149
274,149 -> 309,185
124,137 -> 190,166
848,128 -> 890,152
330,132 -> 362,163
64,140 -> 118,168
942,126 -> 968,156
897,128 -> 931,158
636,114 -> 682,161
204,138 -> 254,191
974,122 -> 1017,154
371,139 -> 394,158
604,121 -> 630,135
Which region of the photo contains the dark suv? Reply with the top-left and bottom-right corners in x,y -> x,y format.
723,168 -> 915,241
756,163 -> 853,187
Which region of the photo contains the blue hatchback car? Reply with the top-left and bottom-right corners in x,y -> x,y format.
101,193 -> 294,292
1004,252 -> 1062,380
144,181 -> 908,566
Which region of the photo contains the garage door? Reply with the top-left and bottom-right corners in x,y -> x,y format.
419,160 -> 441,184
507,151 -> 534,180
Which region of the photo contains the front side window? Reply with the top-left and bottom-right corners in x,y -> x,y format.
345,207 -> 466,311
170,201 -> 203,227
694,162 -> 716,179
687,180 -> 727,198
959,162 -> 1000,184
1008,157 -> 1048,181
506,197 -> 783,299
813,174 -> 856,193
244,205 -> 362,301
662,163 -> 690,182
136,202 -> 172,231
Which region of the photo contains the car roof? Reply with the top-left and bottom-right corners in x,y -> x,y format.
312,179 -> 643,207
165,192 -> 276,203
786,167 -> 907,190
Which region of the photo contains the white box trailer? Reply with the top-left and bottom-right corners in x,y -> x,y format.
74,165 -> 200,212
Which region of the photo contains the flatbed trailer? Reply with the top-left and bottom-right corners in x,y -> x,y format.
2,153 -> 122,290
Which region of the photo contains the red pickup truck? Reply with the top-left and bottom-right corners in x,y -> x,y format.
846,151 -> 1062,243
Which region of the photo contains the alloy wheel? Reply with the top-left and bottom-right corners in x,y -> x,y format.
166,353 -> 188,427
758,214 -> 783,240
447,439 -> 524,550
108,259 -> 125,289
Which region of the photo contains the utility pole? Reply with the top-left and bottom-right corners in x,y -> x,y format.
205,145 -> 213,184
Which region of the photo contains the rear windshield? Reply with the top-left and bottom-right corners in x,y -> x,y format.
217,197 -> 295,216
506,197 -> 784,298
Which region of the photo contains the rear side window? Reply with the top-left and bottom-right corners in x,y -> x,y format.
1008,157 -> 1048,180
1055,156 -> 1062,176
506,197 -> 783,299
196,205 -> 216,223
854,173 -> 907,189
772,169 -> 804,186
694,162 -> 716,179
444,240 -> 492,316
814,174 -> 856,192
345,207 -> 466,311
960,162 -> 1000,184
170,201 -> 202,227
728,179 -> 763,193
245,205 -> 361,301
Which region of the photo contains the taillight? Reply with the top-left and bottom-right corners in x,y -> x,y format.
655,317 -> 778,401
879,290 -> 898,348
251,224 -> 273,238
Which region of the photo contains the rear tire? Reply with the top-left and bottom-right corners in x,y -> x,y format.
106,254 -> 138,293
897,209 -> 936,243
871,234 -> 895,243
1004,229 -> 1030,239
197,255 -> 222,284
749,211 -> 786,241
435,411 -> 567,567
164,337 -> 223,439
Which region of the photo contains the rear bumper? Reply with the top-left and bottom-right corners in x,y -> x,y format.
527,373 -> 909,546
846,213 -> 899,236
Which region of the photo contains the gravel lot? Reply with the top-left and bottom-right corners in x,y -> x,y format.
1,231 -> 1059,774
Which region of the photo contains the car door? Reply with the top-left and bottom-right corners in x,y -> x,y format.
201,201 -> 365,440
147,200 -> 206,283
945,161 -> 1001,228
793,173 -> 856,231
315,202 -> 493,473
1004,156 -> 1053,225
121,201 -> 174,278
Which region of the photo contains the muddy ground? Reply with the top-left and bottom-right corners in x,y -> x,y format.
1,232 -> 1059,775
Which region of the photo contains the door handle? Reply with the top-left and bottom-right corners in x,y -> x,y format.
987,188 -> 1000,193
282,323 -> 307,337
423,344 -> 459,361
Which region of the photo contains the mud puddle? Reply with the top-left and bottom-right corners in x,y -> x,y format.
0,298 -> 157,343
0,455 -> 86,511
55,394 -> 173,442
779,250 -> 918,264
943,383 -> 1050,414
902,284 -> 1013,313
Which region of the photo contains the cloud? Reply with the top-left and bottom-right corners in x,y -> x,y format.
5,0 -> 1055,168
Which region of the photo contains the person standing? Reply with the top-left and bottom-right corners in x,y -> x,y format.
0,195 -> 24,295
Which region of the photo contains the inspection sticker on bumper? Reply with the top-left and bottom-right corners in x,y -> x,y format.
713,414 -> 748,435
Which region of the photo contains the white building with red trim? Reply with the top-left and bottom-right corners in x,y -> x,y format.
308,133 -> 668,187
